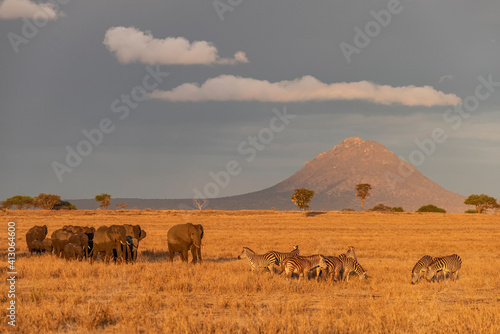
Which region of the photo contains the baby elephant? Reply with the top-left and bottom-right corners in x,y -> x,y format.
63,243 -> 84,261
43,238 -> 53,254
30,240 -> 44,255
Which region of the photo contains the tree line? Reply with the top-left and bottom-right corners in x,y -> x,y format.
291,184 -> 500,214
1,193 -> 115,211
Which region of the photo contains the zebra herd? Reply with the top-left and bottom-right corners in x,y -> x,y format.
237,245 -> 367,282
238,245 -> 462,284
411,254 -> 462,284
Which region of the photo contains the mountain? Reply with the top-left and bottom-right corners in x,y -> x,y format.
69,137 -> 468,212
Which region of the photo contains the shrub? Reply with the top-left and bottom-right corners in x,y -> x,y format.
369,203 -> 392,212
341,208 -> 355,212
391,207 -> 405,212
417,204 -> 446,213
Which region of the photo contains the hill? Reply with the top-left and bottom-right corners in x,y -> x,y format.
69,137 -> 467,212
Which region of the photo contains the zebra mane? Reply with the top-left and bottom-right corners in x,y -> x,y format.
243,247 -> 255,254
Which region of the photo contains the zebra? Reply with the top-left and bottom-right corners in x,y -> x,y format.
319,256 -> 344,281
426,254 -> 462,282
411,255 -> 434,284
265,245 -> 300,268
340,257 -> 367,281
281,256 -> 314,280
342,246 -> 357,261
237,247 -> 276,272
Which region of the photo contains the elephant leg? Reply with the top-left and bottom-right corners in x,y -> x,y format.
197,246 -> 202,263
181,249 -> 189,262
190,245 -> 198,264
167,244 -> 174,262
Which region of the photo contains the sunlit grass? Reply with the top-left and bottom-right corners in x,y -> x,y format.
1,210 -> 500,333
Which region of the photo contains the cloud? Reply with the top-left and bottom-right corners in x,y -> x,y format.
103,26 -> 248,66
149,75 -> 462,106
439,75 -> 454,83
0,0 -> 62,20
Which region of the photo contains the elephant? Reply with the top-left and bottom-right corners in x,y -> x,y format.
42,238 -> 53,254
51,229 -> 74,257
26,225 -> 48,254
126,236 -> 139,263
123,224 -> 147,262
92,225 -> 128,264
30,240 -> 44,254
167,223 -> 203,263
63,243 -> 84,261
68,233 -> 90,258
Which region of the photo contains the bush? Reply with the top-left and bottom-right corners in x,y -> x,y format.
417,204 -> 446,213
465,209 -> 479,214
369,203 -> 392,212
368,204 -> 404,213
341,208 -> 355,212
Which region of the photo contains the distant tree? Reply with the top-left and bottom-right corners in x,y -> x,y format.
369,203 -> 392,212
1,201 -> 10,211
355,184 -> 372,211
417,204 -> 446,213
342,208 -> 355,212
193,198 -> 207,211
95,193 -> 111,210
391,207 -> 405,213
34,193 -> 61,210
464,209 -> 479,214
464,194 -> 498,214
291,188 -> 315,212
53,200 -> 77,210
5,195 -> 34,210
116,202 -> 128,210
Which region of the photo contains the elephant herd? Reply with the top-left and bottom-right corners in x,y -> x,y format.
25,222 -> 204,264
25,224 -> 147,263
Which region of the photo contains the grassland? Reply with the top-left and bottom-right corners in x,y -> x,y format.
1,210 -> 500,333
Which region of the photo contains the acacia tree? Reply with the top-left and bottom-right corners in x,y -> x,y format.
193,198 -> 207,211
4,196 -> 33,210
34,193 -> 61,210
95,193 -> 111,210
291,188 -> 315,212
464,194 -> 499,213
355,183 -> 372,211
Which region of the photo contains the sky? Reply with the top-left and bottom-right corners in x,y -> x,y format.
0,0 -> 499,201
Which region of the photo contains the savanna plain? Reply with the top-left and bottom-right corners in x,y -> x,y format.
1,210 -> 500,333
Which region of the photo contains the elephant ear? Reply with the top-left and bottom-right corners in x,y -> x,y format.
197,224 -> 204,240
133,225 -> 141,239
139,230 -> 147,241
43,225 -> 48,236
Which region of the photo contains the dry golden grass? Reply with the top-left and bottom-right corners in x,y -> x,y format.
1,210 -> 500,333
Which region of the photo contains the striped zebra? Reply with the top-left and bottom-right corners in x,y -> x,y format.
282,256 -> 314,280
319,256 -> 343,281
343,246 -> 357,261
340,257 -> 367,281
265,245 -> 300,267
237,247 -> 276,272
290,254 -> 324,279
411,255 -> 434,284
426,254 -> 462,282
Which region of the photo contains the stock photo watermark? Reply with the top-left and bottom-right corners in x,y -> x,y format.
178,106 -> 295,213
6,222 -> 17,327
7,0 -> 71,54
213,0 -> 243,22
340,0 -> 409,64
385,74 -> 500,189
51,65 -> 169,182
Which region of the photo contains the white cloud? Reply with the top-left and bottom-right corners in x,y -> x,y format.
0,0 -> 61,20
149,75 -> 462,106
103,26 -> 248,66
